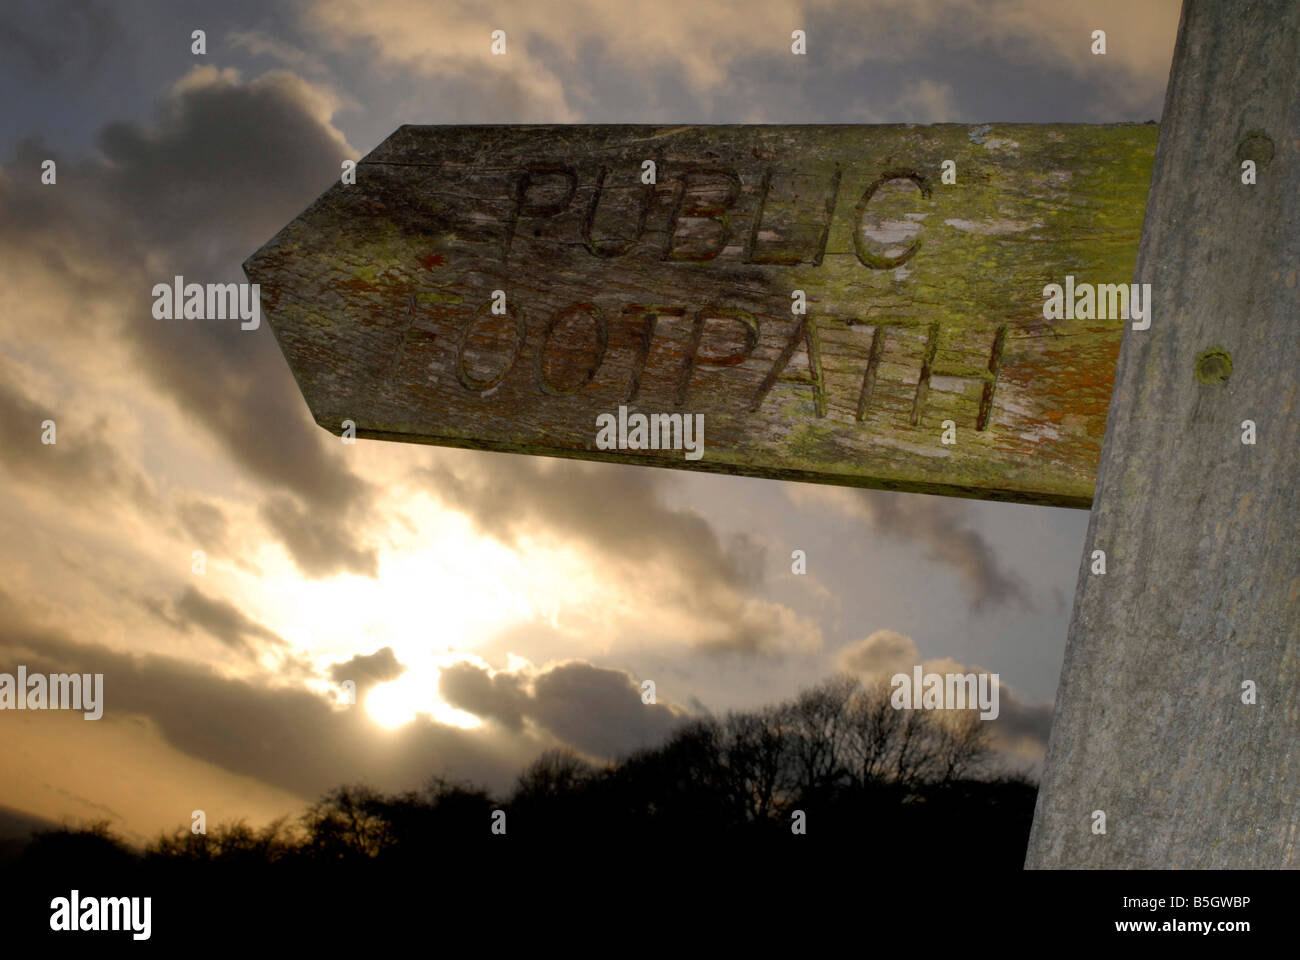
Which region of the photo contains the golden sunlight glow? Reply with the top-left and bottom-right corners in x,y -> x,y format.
365,679 -> 420,729
252,501 -> 587,665
217,490 -> 611,731
364,669 -> 485,731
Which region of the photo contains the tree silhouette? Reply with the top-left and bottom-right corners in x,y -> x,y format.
786,674 -> 858,801
301,784 -> 394,860
9,672 -> 1037,884
721,705 -> 790,824
150,816 -> 301,865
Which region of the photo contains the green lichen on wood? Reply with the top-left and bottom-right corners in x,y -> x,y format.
246,123 -> 1157,508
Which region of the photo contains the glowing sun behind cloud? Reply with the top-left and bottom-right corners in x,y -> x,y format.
249,494 -> 606,665
365,668 -> 485,730
209,477 -> 650,731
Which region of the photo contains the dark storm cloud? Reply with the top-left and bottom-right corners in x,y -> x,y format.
439,661 -> 528,732
868,492 -> 1030,612
0,363 -> 157,515
0,67 -> 380,578
0,590 -> 525,798
140,585 -> 285,660
799,487 -> 1031,613
172,586 -> 285,656
440,659 -> 685,759
530,661 -> 684,758
93,69 -> 350,272
259,495 -> 378,579
328,646 -> 406,690
0,0 -> 123,78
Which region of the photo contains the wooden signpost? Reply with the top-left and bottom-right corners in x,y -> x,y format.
246,0 -> 1296,868
245,124 -> 1156,507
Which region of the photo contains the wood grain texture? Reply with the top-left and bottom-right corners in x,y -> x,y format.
245,123 -> 1157,506
1026,0 -> 1299,868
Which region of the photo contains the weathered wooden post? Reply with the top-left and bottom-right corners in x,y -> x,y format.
1025,0 -> 1299,868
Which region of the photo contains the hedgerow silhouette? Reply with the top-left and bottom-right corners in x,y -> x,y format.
14,674 -> 1037,878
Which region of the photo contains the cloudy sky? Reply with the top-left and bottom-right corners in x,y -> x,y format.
0,0 -> 1181,846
